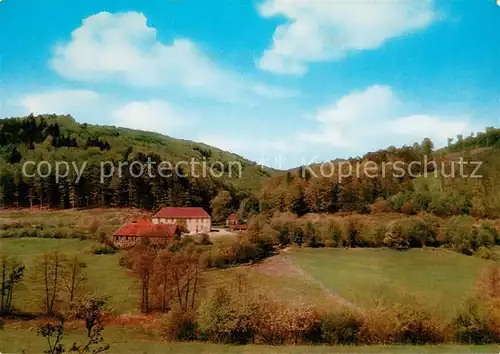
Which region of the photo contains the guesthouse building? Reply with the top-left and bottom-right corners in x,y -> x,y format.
152,207 -> 211,234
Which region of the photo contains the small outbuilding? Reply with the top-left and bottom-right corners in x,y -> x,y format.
226,214 -> 239,227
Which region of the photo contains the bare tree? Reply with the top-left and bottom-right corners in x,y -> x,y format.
39,252 -> 66,315
170,248 -> 205,312
63,257 -> 87,303
131,245 -> 206,314
153,250 -> 173,313
132,246 -> 156,314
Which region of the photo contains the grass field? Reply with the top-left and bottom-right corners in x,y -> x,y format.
1,235 -> 499,352
0,237 -> 335,316
0,238 -> 139,314
286,247 -> 494,318
1,325 -> 499,353
1,238 -> 495,317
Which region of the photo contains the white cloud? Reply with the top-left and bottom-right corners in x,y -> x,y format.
19,90 -> 102,116
257,0 -> 437,75
112,100 -> 190,136
199,134 -> 302,155
198,135 -> 251,154
299,85 -> 477,154
388,115 -> 470,142
197,134 -> 303,169
51,11 -> 295,101
251,84 -> 299,98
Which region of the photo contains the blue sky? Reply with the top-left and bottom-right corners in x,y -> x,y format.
1,0 -> 499,168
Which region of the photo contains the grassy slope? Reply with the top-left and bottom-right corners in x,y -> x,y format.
203,262 -> 333,308
287,248 -> 493,319
11,115 -> 276,192
0,208 -> 151,237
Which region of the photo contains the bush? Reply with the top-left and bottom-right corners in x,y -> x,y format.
291,225 -> 304,246
388,192 -> 411,211
198,287 -> 258,344
324,239 -> 335,248
440,216 -> 476,255
342,217 -> 364,247
69,229 -> 87,240
91,243 -> 116,255
319,219 -> 343,247
371,198 -> 393,214
320,309 -> 364,344
197,233 -> 212,245
358,307 -> 397,344
473,246 -> 495,260
208,238 -> 266,268
476,223 -> 497,247
406,219 -> 435,248
451,299 -> 499,344
393,305 -> 444,344
384,222 -> 409,250
400,201 -> 415,215
270,212 -> 298,246
162,310 -> 199,341
0,229 -> 19,238
364,224 -> 386,247
256,303 -> 321,345
302,222 -> 321,248
41,229 -> 55,238
53,227 -> 73,239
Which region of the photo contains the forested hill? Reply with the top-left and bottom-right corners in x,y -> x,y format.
0,114 -> 274,210
258,127 -> 500,219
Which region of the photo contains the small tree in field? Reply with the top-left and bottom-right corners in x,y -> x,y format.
0,255 -> 25,314
39,251 -> 66,315
63,257 -> 87,303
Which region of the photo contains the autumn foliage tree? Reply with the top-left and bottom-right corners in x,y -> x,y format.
132,245 -> 156,314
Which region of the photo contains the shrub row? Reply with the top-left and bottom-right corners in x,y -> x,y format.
161,286 -> 500,345
249,213 -> 499,257
0,227 -> 88,240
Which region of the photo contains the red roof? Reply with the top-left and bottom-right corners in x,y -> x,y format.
153,207 -> 210,219
114,219 -> 179,238
227,214 -> 238,221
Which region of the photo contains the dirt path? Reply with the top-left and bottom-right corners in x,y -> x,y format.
256,250 -> 361,311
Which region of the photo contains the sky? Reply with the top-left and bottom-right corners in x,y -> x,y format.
1,0 -> 499,168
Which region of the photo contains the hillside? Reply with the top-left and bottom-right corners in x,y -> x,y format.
257,127 -> 500,219
0,114 -> 275,210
